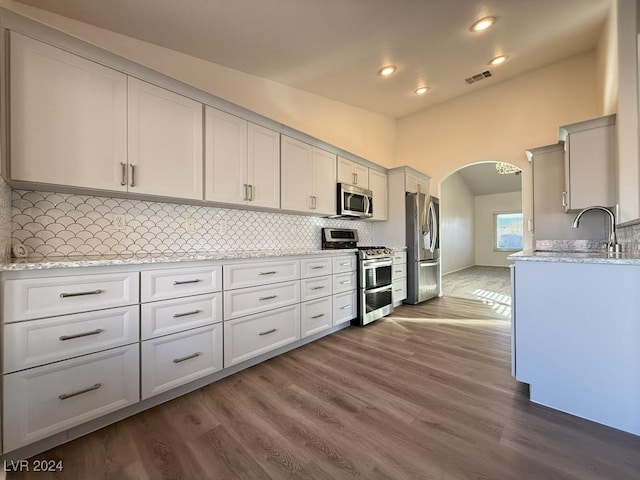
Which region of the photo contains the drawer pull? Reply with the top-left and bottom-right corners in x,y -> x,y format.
395,289 -> 402,292
311,286 -> 325,290
339,305 -> 351,310
59,329 -> 104,341
340,280 -> 352,285
173,279 -> 201,285
311,266 -> 325,270
339,262 -> 351,266
173,352 -> 201,363
59,383 -> 102,400
395,270 -> 402,273
259,271 -> 277,275
259,328 -> 277,336
173,309 -> 201,318
59,289 -> 103,298
311,314 -> 325,319
259,295 -> 277,301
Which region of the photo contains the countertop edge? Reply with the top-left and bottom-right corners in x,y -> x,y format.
0,249 -> 359,272
509,250 -> 640,265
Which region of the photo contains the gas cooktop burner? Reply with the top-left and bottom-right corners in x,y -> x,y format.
357,246 -> 394,259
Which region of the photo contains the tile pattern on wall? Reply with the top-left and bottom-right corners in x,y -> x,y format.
11,190 -> 372,260
0,177 -> 11,261
617,223 -> 640,253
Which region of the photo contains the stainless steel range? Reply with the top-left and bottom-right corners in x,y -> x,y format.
322,228 -> 394,326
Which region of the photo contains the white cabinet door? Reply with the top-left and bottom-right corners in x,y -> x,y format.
369,170 -> 388,220
9,32 -> 127,191
281,136 -> 314,212
333,290 -> 356,326
247,123 -> 280,208
312,147 -> 337,215
337,157 -> 369,188
406,172 -> 429,194
128,77 -> 203,199
204,107 -> 248,204
301,297 -> 332,338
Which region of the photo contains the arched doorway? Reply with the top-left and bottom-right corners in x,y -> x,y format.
438,161 -> 523,318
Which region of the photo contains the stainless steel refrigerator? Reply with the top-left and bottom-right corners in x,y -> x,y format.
405,193 -> 441,304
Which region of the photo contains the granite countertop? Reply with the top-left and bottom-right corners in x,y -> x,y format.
509,249 -> 640,265
0,248 -> 358,271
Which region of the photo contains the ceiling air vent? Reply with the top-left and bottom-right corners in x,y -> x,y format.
465,70 -> 493,84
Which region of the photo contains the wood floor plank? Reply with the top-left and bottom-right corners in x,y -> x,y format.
8,295 -> 640,480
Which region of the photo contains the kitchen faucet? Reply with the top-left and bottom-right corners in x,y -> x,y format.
571,206 -> 621,254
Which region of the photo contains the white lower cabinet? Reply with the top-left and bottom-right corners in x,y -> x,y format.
224,304 -> 300,366
301,275 -> 332,302
392,250 -> 407,306
333,290 -> 357,326
223,280 -> 300,320
3,345 -> 139,452
141,324 -> 223,399
301,296 -> 332,338
333,271 -> 357,294
141,293 -> 222,339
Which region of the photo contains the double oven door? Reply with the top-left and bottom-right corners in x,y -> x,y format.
358,257 -> 394,325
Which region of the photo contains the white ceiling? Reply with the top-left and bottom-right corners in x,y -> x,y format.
14,0 -> 612,119
455,162 -> 522,195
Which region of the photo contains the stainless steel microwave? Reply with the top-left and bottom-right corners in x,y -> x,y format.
336,183 -> 373,219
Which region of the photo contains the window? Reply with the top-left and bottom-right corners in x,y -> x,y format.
494,212 -> 523,251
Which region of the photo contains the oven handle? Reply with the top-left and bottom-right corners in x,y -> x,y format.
361,258 -> 393,268
363,284 -> 393,294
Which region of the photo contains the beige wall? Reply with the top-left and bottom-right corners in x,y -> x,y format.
0,0 -> 396,168
440,172 -> 475,275
475,192 -> 523,267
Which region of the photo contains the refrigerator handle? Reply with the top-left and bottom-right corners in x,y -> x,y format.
428,200 -> 437,252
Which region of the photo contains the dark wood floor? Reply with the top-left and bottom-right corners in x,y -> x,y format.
8,296 -> 640,479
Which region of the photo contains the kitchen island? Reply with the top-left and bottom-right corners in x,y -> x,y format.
510,249 -> 640,436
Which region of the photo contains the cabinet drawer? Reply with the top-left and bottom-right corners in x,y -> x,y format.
301,257 -> 332,278
224,280 -> 300,320
141,324 -> 223,399
3,272 -> 139,322
224,259 -> 300,290
333,271 -> 357,294
332,254 -> 357,274
3,345 -> 139,452
301,297 -> 332,338
393,251 -> 407,264
301,275 -> 332,302
333,290 -> 357,326
224,304 -> 300,366
393,277 -> 407,304
141,265 -> 222,302
141,293 -> 222,340
4,306 -> 139,374
392,263 -> 406,280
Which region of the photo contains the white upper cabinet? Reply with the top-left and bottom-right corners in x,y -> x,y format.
405,171 -> 429,194
204,107 -> 280,208
9,32 -> 128,191
337,156 -> 369,189
368,169 -> 388,220
559,114 -> 616,212
281,136 -> 337,215
127,77 -> 203,200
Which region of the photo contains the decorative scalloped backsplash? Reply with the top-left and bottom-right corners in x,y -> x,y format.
10,190 -> 372,260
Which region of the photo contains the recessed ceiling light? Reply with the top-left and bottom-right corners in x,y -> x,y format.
378,65 -> 397,77
489,55 -> 509,65
414,86 -> 430,95
470,16 -> 497,32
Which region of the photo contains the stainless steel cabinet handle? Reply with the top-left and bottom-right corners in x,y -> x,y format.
173,309 -> 201,318
311,266 -> 325,270
130,164 -> 136,187
259,271 -> 277,275
562,191 -> 567,207
248,184 -> 254,201
243,184 -> 249,201
311,286 -> 325,290
259,295 -> 277,301
59,383 -> 102,400
173,279 -> 201,285
340,262 -> 351,266
340,280 -> 352,284
339,305 -> 350,310
60,289 -> 103,298
395,270 -> 402,273
120,162 -> 127,186
311,314 -> 325,319
173,352 -> 201,363
259,328 -> 277,336
59,329 -> 103,341
353,172 -> 357,185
